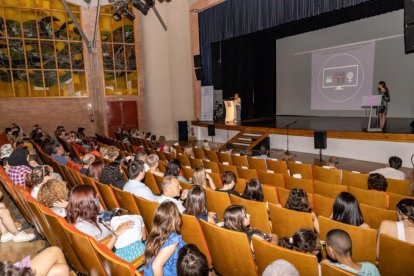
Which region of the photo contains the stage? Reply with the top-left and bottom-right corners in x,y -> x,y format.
192,116 -> 414,143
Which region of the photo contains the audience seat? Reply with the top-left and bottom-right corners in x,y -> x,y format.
218,163 -> 238,176
95,182 -> 120,210
234,178 -> 247,194
321,261 -> 355,276
189,158 -> 203,168
314,180 -> 347,199
179,180 -> 192,190
134,196 -> 159,232
81,175 -> 107,210
313,194 -> 334,218
155,150 -> 167,162
232,155 -> 249,168
153,174 -> 164,192
144,172 -> 161,195
164,152 -> 175,162
342,171 -> 368,189
252,236 -> 319,276
268,203 -> 314,237
209,172 -> 223,188
313,166 -> 342,185
202,160 -> 220,173
388,193 -> 414,211
262,184 -> 279,205
204,188 -> 231,221
257,170 -> 285,188
236,167 -> 259,181
193,147 -> 206,159
248,157 -> 267,171
177,154 -> 191,168
200,220 -> 257,276
181,166 -> 194,181
378,233 -> 414,276
359,203 -> 396,229
386,178 -> 411,196
286,176 -> 314,194
230,195 -> 272,233
266,159 -> 290,178
287,161 -> 313,180
217,151 -> 233,165
319,216 -> 377,263
204,149 -> 219,163
348,186 -> 388,209
112,187 -> 141,215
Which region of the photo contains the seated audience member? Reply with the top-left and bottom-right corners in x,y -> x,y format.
262,260 -> 299,276
147,154 -> 164,177
279,229 -> 321,260
37,179 -> 69,217
201,140 -> 210,150
27,165 -> 53,199
183,145 -> 195,158
327,156 -> 339,169
177,244 -> 209,276
0,202 -> 35,243
0,144 -> 13,170
135,151 -> 150,172
51,143 -> 70,165
100,145 -> 120,161
100,162 -> 127,189
87,160 -> 105,181
367,173 -> 388,192
1,246 -> 70,276
370,156 -> 405,180
221,144 -> 233,154
223,205 -> 278,248
242,179 -> 264,202
184,185 -> 217,223
191,166 -> 216,190
157,176 -> 187,213
79,153 -> 95,175
325,229 -> 379,276
165,159 -> 188,183
150,135 -> 157,146
157,136 -> 169,152
144,202 -> 186,276
124,160 -> 159,202
378,198 -> 414,245
6,148 -> 32,187
255,145 -> 269,159
217,171 -> 239,196
66,185 -> 145,262
279,188 -> 319,233
144,132 -> 151,140
332,192 -> 370,228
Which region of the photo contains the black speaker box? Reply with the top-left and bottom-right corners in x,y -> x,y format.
314,131 -> 327,149
405,24 -> 414,54
194,55 -> 203,68
195,68 -> 205,81
405,0 -> 414,24
208,124 -> 216,136
178,121 -> 188,141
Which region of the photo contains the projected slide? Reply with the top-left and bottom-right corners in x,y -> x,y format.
311,42 -> 375,110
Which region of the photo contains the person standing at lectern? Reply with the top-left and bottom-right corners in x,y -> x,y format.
377,81 -> 390,130
234,93 -> 241,123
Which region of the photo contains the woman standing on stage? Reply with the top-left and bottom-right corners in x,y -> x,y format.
234,93 -> 241,123
377,81 -> 390,129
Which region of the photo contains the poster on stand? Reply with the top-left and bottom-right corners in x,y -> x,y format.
201,86 -> 214,121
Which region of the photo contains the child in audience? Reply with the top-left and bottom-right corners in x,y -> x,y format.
242,179 -> 264,202
184,185 -> 217,223
144,201 -> 186,276
192,166 -> 216,190
223,205 -> 278,248
325,229 -> 380,276
279,229 -> 321,260
177,244 -> 209,276
217,171 -> 239,196
367,173 -> 388,192
37,179 -> 69,217
332,192 -> 370,228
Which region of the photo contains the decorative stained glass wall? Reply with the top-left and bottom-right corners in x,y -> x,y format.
0,0 -> 86,97
100,5 -> 138,96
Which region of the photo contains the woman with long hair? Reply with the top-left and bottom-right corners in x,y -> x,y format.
242,179 -> 264,202
87,160 -> 105,181
332,192 -> 370,228
278,229 -> 321,260
144,201 -> 186,276
377,80 -> 390,129
184,185 -> 217,223
191,166 -> 216,190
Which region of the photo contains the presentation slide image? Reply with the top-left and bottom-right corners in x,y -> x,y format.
322,65 -> 359,90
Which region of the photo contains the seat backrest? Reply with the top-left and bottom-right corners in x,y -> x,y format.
348,186 -> 388,209
67,167 -> 84,185
193,147 -> 206,159
204,188 -> 231,221
189,157 -> 203,168
112,187 -> 140,214
60,165 -> 77,189
268,203 -> 314,237
153,174 -> 164,192
218,163 -> 238,176
181,166 -> 194,181
257,170 -> 285,188
204,149 -> 219,162
199,220 -> 257,276
234,178 -> 247,194
236,167 -> 258,180
232,155 -> 249,167
321,261 -> 355,276
286,176 -> 314,194
156,150 -> 167,161
388,193 -> 414,211
14,187 -> 34,225
386,178 -> 411,196
248,157 -> 267,171
230,195 -> 271,233
59,219 -> 107,275
252,236 -> 319,276
359,203 -> 397,229
179,180 -> 192,191
378,233 -> 414,276
266,159 -> 289,178
262,184 -> 279,205
96,181 -> 120,210
40,205 -> 87,274
313,166 -> 342,185
177,154 -> 191,167
342,171 -> 368,189
164,152 -> 175,162
319,216 -> 377,263
134,196 -> 159,232
287,162 -> 313,180
81,175 -> 107,210
91,238 -> 142,276
202,160 -> 220,173
181,214 -> 213,269
217,151 -> 233,165
144,172 -> 161,194
314,180 -> 347,199
313,194 -> 334,218
209,172 -> 223,188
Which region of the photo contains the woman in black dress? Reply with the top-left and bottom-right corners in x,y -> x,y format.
377,81 -> 390,129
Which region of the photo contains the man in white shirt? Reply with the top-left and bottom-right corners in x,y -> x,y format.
157,176 -> 187,213
123,160 -> 159,202
370,156 -> 406,180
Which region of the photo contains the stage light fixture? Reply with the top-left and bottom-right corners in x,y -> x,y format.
132,0 -> 150,16
144,0 -> 155,7
113,11 -> 122,21
119,6 -> 135,20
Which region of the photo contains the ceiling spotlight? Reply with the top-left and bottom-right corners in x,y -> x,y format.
132,0 -> 150,16
145,0 -> 155,7
119,6 -> 135,20
113,11 -> 122,21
